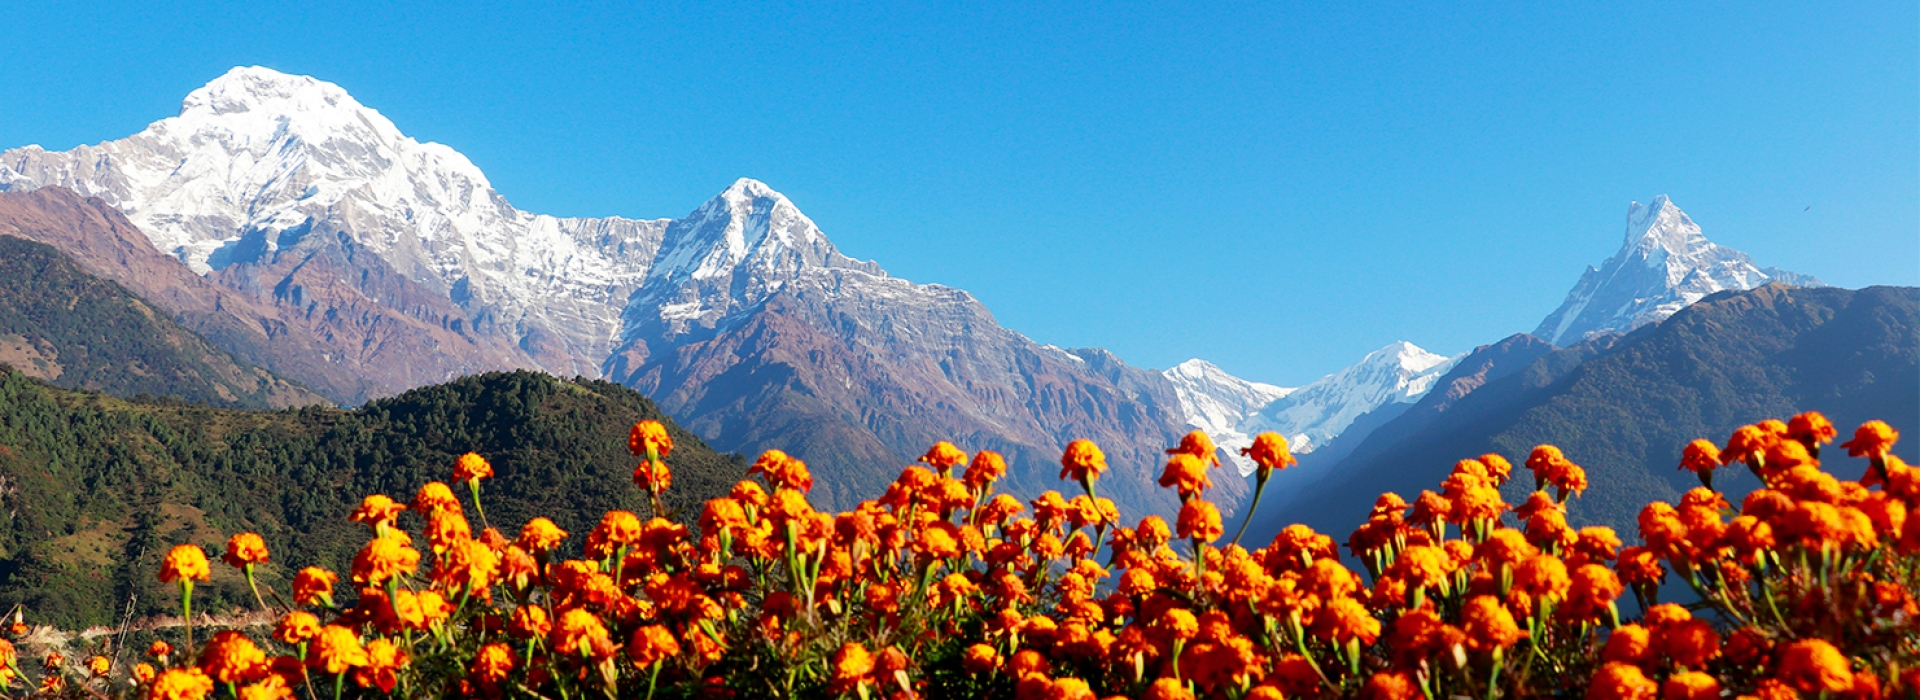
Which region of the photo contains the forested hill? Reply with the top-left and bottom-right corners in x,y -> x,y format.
0,234 -> 326,409
0,369 -> 748,628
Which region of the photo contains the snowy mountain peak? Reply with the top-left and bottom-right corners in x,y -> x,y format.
1534,196 -> 1822,346
1162,359 -> 1295,475
1243,341 -> 1461,457
1164,343 -> 1459,476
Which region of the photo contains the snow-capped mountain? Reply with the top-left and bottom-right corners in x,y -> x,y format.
1534,195 -> 1822,346
0,66 -> 1246,518
1162,359 -> 1295,475
1162,343 -> 1459,475
1,66 -> 667,379
1244,342 -> 1460,455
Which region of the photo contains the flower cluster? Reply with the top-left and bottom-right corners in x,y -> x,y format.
14,414 -> 1915,699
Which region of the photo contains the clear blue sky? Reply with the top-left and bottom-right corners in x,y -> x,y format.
4,3 -> 1914,386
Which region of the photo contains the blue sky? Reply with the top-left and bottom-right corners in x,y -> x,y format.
3,2 -> 1914,385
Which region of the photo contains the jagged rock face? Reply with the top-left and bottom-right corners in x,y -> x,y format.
0,66 -> 668,380
605,184 -> 1238,516
1535,195 -> 1823,346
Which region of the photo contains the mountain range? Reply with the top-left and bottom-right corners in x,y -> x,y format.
0,65 -> 1855,522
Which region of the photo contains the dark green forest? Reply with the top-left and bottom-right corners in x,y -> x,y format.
0,369 -> 747,628
0,235 -> 324,409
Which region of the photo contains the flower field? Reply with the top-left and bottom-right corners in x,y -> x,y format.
3,413 -> 1915,699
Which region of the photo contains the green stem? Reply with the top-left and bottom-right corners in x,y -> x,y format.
1230,470 -> 1272,548
180,581 -> 195,651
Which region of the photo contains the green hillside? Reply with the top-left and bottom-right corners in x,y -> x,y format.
0,369 -> 747,628
1269,284 -> 1919,540
0,235 -> 325,409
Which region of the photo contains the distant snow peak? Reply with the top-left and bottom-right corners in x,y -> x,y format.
1163,359 -> 1295,475
1163,344 -> 1458,477
1243,341 -> 1460,459
1535,195 -> 1823,346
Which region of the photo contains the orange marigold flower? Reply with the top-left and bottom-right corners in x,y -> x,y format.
1409,490 -> 1451,527
633,458 -> 672,492
1679,439 -> 1721,475
1143,677 -> 1196,700
964,450 -> 1008,490
350,533 -> 420,585
830,642 -> 874,692
516,517 -> 569,552
238,675 -> 293,700
349,495 -> 406,530
222,533 -> 269,568
1461,595 -> 1525,652
1562,564 -> 1622,622
201,630 -> 268,684
1601,624 -> 1651,664
1241,432 -> 1299,476
1842,420 -> 1899,459
1060,439 -> 1108,483
308,625 -> 367,675
1168,430 -> 1221,468
273,612 -> 322,645
509,605 -> 551,639
1723,424 -> 1778,465
1311,596 -> 1381,645
86,654 -> 109,676
629,420 -> 673,458
1177,499 -> 1223,543
961,643 -> 1000,674
148,641 -> 172,658
920,441 -> 969,471
1479,453 -> 1514,484
291,567 -> 338,607
1656,619 -> 1720,668
471,643 -> 515,685
1514,553 -> 1571,601
549,608 -> 613,660
412,482 -> 462,515
1526,445 -> 1569,483
749,450 -> 814,493
628,625 -> 680,668
1392,544 -> 1449,589
158,544 -> 211,583
1662,672 -> 1719,700
585,510 -> 645,558
352,638 -> 408,692
1787,412 -> 1837,446
149,667 -> 216,700
1360,671 -> 1422,700
133,662 -> 157,683
1159,452 -> 1213,499
1776,638 -> 1853,694
453,452 -> 494,482
1586,662 -> 1658,700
